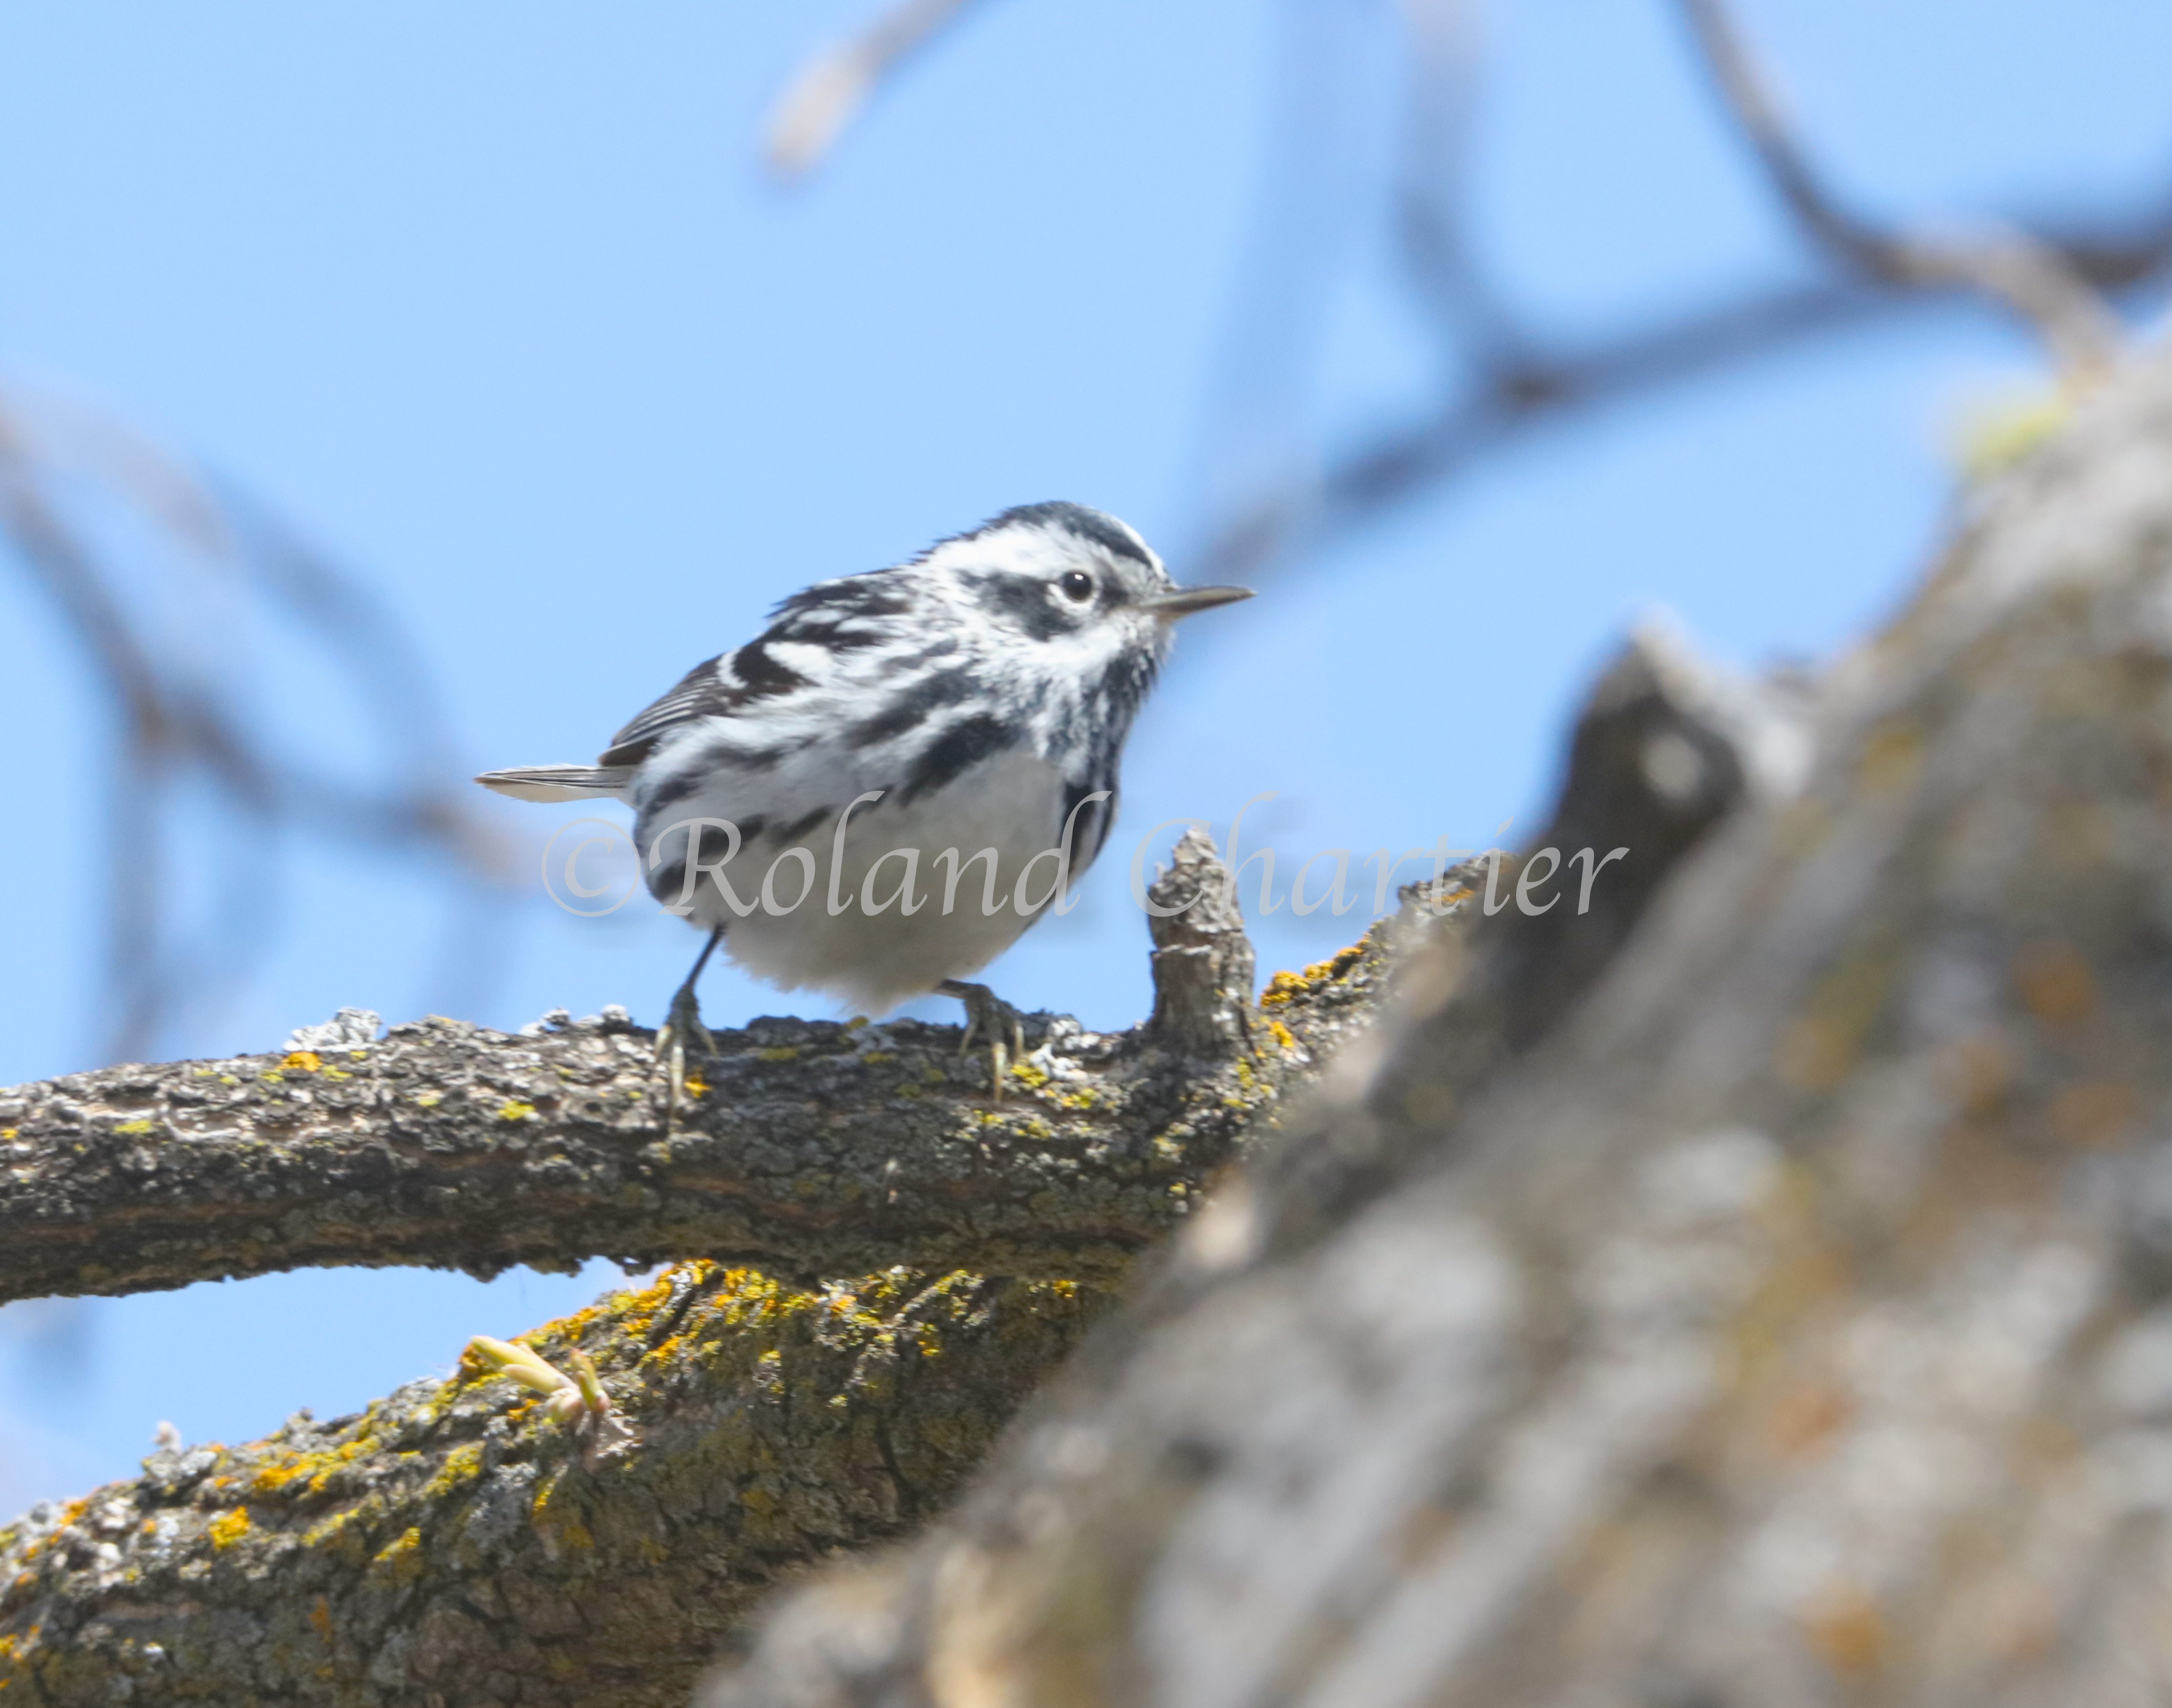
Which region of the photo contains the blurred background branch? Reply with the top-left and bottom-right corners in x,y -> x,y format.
767,0 -> 2172,582
763,0 -> 998,179
1675,0 -> 2124,378
0,386 -> 515,1066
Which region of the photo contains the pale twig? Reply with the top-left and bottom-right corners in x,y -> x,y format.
1195,9 -> 2172,582
763,0 -> 994,180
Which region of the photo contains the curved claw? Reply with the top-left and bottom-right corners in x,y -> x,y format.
938,979 -> 1027,1100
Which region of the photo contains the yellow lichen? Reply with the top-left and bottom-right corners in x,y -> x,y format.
412,1089 -> 444,1108
423,1441 -> 485,1499
1951,385 -> 2070,481
283,1051 -> 322,1072
610,1264 -> 694,1341
257,1431 -> 389,1498
758,1046 -> 800,1062
371,1526 -> 426,1583
497,1101 -> 537,1121
114,1120 -> 155,1136
1259,945 -> 1365,1007
250,1458 -> 313,1496
206,1508 -> 250,1549
302,1503 -> 368,1555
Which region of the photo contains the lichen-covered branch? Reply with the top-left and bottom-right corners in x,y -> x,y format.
706,341 -> 2172,1707
1,1261 -> 1097,1707
0,914 -> 1438,1706
0,892 -> 1387,1307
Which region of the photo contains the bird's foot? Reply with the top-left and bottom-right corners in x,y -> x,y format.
938,979 -> 1027,1100
654,984 -> 715,1127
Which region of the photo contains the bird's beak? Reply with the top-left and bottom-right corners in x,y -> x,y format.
1137,585 -> 1254,620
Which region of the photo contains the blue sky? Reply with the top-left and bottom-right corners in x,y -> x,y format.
3,0 -> 2168,1514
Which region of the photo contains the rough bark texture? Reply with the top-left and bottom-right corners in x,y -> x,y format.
1144,828 -> 1258,1057
2,1265 -> 1093,1706
0,856 -> 1451,1704
0,878 -> 1366,1308
704,345 -> 2172,1708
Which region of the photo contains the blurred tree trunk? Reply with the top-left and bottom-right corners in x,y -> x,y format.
705,343 -> 2172,1708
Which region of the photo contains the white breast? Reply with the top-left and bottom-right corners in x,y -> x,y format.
637,747 -> 1084,1014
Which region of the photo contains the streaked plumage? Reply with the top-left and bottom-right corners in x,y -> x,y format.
479,502 -> 1249,1076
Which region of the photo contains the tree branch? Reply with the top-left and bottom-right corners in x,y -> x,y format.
0,867 -> 1402,1307
1196,1 -> 2172,583
3,1261 -> 1100,1708
762,0 -> 995,179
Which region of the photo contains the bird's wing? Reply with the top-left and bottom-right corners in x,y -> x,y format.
598,654 -> 738,767
597,573 -> 917,768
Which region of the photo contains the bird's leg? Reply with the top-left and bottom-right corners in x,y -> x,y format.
656,927 -> 725,1125
937,978 -> 1027,1100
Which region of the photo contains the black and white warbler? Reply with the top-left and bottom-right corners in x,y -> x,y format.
478,502 -> 1250,1105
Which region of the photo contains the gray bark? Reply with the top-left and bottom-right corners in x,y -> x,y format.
705,345 -> 2172,1708
0,888 -> 1349,1306
0,842 -> 1481,1703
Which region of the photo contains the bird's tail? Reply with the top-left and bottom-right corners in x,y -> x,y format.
474,765 -> 636,802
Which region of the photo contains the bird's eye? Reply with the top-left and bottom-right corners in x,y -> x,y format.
1058,570 -> 1095,603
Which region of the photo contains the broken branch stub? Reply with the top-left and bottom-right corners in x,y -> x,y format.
1145,827 -> 1257,1058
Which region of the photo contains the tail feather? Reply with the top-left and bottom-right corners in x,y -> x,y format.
474,765 -> 635,803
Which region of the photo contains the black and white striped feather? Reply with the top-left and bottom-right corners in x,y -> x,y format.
478,502 -> 1210,1011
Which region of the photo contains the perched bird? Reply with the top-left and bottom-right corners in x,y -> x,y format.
478,502 -> 1250,1107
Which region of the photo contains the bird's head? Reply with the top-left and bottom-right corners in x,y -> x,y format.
928,501 -> 1252,669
